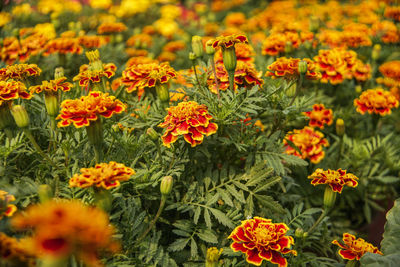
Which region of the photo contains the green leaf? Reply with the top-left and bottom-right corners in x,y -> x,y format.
197,229 -> 218,243
168,238 -> 189,252
204,208 -> 212,228
206,192 -> 220,206
217,188 -> 234,207
226,184 -> 245,203
193,206 -> 201,225
190,238 -> 198,259
209,207 -> 234,228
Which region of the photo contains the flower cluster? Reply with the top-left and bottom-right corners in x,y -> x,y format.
303,104 -> 333,129
332,233 -> 383,261
69,161 -> 135,189
229,217 -> 297,267
0,233 -> 36,267
158,101 -> 218,148
0,80 -> 32,106
57,91 -> 125,128
73,63 -> 117,87
354,88 -> 399,116
266,57 -> 321,80
0,190 -> 17,220
0,64 -> 42,81
122,62 -> 177,98
12,199 -> 120,266
308,169 -> 359,193
283,126 -> 329,164
379,61 -> 400,83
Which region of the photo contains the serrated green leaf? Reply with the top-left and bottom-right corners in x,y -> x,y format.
216,188 -> 233,207
193,206 -> 201,225
225,184 -> 245,203
197,229 -> 218,243
206,192 -> 220,206
209,208 -> 234,228
204,209 -> 212,228
168,238 -> 189,252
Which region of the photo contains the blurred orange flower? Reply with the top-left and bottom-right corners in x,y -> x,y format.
0,233 -> 36,266
44,37 -> 83,56
97,22 -> 127,34
0,190 -> 17,219
266,57 -> 320,80
354,88 -> 399,116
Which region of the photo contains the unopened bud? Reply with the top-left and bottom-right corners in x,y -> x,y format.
155,83 -> 170,103
146,127 -> 159,141
284,41 -> 293,54
206,247 -> 223,267
205,39 -> 215,55
189,52 -> 197,61
295,228 -> 305,238
44,94 -> 59,117
355,85 -> 362,94
54,67 -> 64,79
323,186 -> 337,211
372,44 -> 381,61
336,118 -> 345,136
160,176 -> 173,196
298,60 -> 308,75
191,36 -> 204,58
11,105 -> 29,128
222,47 -> 237,72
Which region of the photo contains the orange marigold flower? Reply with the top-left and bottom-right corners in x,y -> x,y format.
126,33 -> 153,48
308,168 -> 358,193
73,63 -> 117,87
228,217 -> 297,267
0,233 -> 36,266
371,21 -> 399,44
379,61 -> 400,82
384,6 -> 400,22
29,77 -> 72,95
262,32 -> 301,56
20,33 -> 49,61
78,35 -> 109,48
125,48 -> 149,57
0,64 -> 41,81
332,233 -> 382,260
0,80 -> 31,106
0,37 -> 23,65
121,62 -> 177,98
158,51 -> 176,62
0,190 -> 17,219
266,57 -> 321,80
126,56 -> 158,67
163,40 -> 186,53
352,60 -> 372,82
158,101 -> 218,148
215,43 -> 255,64
208,61 -> 263,93
212,34 -> 248,49
57,91 -> 125,128
303,104 -> 333,129
354,88 -> 399,116
225,12 -> 247,28
97,22 -> 127,34
283,126 -> 329,164
69,161 -> 135,189
12,199 -> 120,266
44,37 -> 83,56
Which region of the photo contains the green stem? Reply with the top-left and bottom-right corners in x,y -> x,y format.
306,210 -> 327,234
228,71 -> 235,91
192,61 -> 201,87
209,56 -> 220,99
335,137 -> 343,169
136,197 -> 166,244
49,117 -> 57,151
289,75 -> 303,106
94,145 -> 102,164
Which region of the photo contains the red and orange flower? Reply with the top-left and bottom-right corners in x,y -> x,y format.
57,91 -> 125,128
69,161 -> 135,190
29,77 -> 72,95
0,190 -> 17,220
283,126 -> 329,164
354,88 -> 399,116
212,34 -> 248,49
44,37 -> 83,56
379,61 -> 400,83
262,32 -> 301,56
73,63 -> 117,87
0,64 -> 41,81
228,217 -> 297,267
308,168 -> 359,193
158,101 -> 218,148
215,43 -> 255,64
303,104 -> 333,129
332,233 -> 382,261
97,22 -> 127,34
266,57 -> 321,80
0,80 -> 31,106
12,199 -> 120,266
0,233 -> 36,266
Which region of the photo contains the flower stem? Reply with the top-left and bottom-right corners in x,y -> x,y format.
136,197 -> 166,244
209,56 -> 220,99
345,260 -> 358,267
335,136 -> 343,169
192,61 -> 201,87
228,71 -> 235,91
289,75 -> 304,106
306,209 -> 327,235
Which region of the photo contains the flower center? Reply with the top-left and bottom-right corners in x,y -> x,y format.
253,224 -> 275,245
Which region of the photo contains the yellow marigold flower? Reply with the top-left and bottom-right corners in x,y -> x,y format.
0,80 -> 32,106
371,21 -> 399,44
126,56 -> 158,67
57,91 -> 125,128
384,6 -> 400,22
0,233 -> 36,266
12,4 -> 32,16
0,190 -> 17,219
158,101 -> 218,148
283,126 -> 329,164
354,88 -> 399,116
0,64 -> 41,81
37,0 -> 82,15
153,18 -> 180,38
44,37 -> 83,56
308,169 -> 358,193
30,77 -> 72,95
12,199 -> 120,266
229,217 -> 297,267
379,61 -> 400,82
215,43 -> 255,64
69,161 -> 135,189
303,104 -> 333,129
73,63 -> 117,88
0,12 -> 11,27
332,233 -> 382,261
121,62 -> 177,98
266,57 -> 321,80
89,0 -> 112,9
212,34 -> 248,49
262,32 -> 301,56
97,22 -> 127,34
160,4 -> 181,20
78,35 -> 109,49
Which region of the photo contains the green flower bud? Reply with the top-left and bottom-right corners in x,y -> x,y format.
371,44 -> 381,61
298,60 -> 308,75
155,83 -> 170,103
222,46 -> 237,72
355,85 -> 362,94
189,52 -> 197,61
146,127 -> 159,141
160,176 -> 173,196
44,94 -> 59,117
191,35 -> 204,58
54,67 -> 64,79
336,118 -> 345,136
323,186 -> 337,211
284,41 -> 293,54
206,247 -> 223,267
11,105 -> 30,128
205,39 -> 215,55
295,228 -> 305,238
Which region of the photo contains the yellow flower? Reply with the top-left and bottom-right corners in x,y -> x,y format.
354,88 -> 399,116
0,12 -> 11,27
12,4 -> 32,17
0,190 -> 17,219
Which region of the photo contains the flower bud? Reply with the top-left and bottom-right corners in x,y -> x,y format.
11,105 -> 29,128
285,83 -> 297,97
371,44 -> 381,61
298,60 -> 308,75
222,47 -> 237,72
206,247 -> 223,267
160,176 -> 173,196
284,41 -> 293,54
155,83 -> 170,103
205,39 -> 215,55
146,127 -> 159,141
189,52 -> 197,61
44,94 -> 59,117
323,186 -> 337,211
54,67 -> 64,79
191,35 -> 204,58
295,228 -> 305,238
336,118 -> 345,136
355,85 -> 362,94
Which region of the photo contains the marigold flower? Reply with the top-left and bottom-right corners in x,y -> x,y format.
0,37 -> 23,65
283,126 -> 329,164
126,33 -> 153,48
308,168 -> 358,193
12,199 -> 120,266
332,233 -> 382,261
262,32 -> 301,56
44,37 -> 83,56
69,161 -> 135,189
212,34 -> 248,49
0,64 -> 41,81
0,80 -> 32,106
371,21 -> 399,44
303,104 -> 333,129
215,43 -> 255,64
78,35 -> 109,48
266,57 -> 321,80
126,56 -> 158,67
158,101 -> 218,148
97,22 -> 127,34
228,217 -> 297,267
163,40 -> 186,53
379,61 -> 400,82
208,61 -> 263,93
0,190 -> 17,219
73,63 -> 117,87
122,62 -> 177,98
57,91 -> 125,128
384,6 -> 400,21
0,233 -> 36,266
354,88 -> 399,116
30,77 -> 72,95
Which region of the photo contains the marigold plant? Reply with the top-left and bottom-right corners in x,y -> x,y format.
0,64 -> 41,81
332,233 -> 383,261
